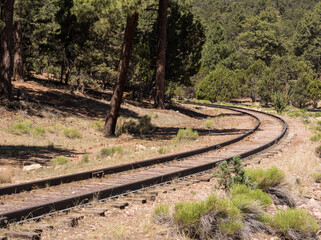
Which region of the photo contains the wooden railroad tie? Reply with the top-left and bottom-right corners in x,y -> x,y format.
5,231 -> 41,240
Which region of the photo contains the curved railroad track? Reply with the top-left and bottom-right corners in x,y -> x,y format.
0,103 -> 287,227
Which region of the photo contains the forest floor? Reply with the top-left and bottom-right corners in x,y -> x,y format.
0,77 -> 321,239
0,76 -> 254,184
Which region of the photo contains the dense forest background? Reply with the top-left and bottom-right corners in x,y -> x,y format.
1,0 -> 321,109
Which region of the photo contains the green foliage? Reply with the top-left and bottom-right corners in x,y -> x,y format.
237,8 -> 284,65
50,156 -> 68,165
245,167 -> 286,190
100,146 -> 124,157
215,156 -> 253,190
307,79 -> 321,108
90,119 -> 104,132
204,120 -> 213,129
10,120 -> 33,135
311,172 -> 321,182
63,128 -> 82,139
82,153 -> 89,163
158,147 -> 167,154
269,209 -> 319,234
310,133 -> 321,142
30,125 -> 46,137
172,128 -> 199,142
196,66 -> 239,102
230,184 -> 273,208
174,194 -> 242,237
272,91 -> 290,114
153,204 -> 170,217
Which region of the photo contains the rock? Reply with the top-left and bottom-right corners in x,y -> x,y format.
270,237 -> 280,240
136,144 -> 147,151
300,198 -> 321,220
23,164 -> 42,171
151,147 -> 160,151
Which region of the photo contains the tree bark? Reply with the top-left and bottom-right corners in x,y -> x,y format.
155,0 -> 168,109
0,0 -> 15,101
104,12 -> 139,136
13,19 -> 23,82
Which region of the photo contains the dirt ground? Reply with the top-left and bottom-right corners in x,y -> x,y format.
0,79 -> 320,239
0,78 -> 254,183
20,113 -> 317,240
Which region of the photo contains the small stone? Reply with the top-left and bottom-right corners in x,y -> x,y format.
136,144 -> 147,151
23,164 -> 42,171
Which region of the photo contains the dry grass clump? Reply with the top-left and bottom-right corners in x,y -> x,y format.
173,194 -> 243,239
63,128 -> 82,138
0,167 -> 14,183
262,209 -> 319,240
90,119 -> 104,132
10,120 -> 32,135
230,184 -> 272,208
116,115 -> 155,136
246,167 -> 295,207
245,167 -> 285,190
50,156 -> 68,165
310,132 -> 321,142
100,146 -> 124,157
311,172 -> 321,183
172,128 -> 199,142
153,204 -> 171,224
204,120 -> 214,129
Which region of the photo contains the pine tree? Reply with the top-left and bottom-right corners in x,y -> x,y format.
0,0 -> 15,101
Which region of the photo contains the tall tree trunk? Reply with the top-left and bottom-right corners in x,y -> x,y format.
13,19 -> 23,82
104,12 -> 139,136
0,0 -> 15,101
155,0 -> 168,109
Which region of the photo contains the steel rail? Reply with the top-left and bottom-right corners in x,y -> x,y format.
0,106 -> 260,196
0,104 -> 287,227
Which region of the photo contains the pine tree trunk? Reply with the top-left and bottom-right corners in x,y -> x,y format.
13,20 -> 23,82
0,0 -> 15,101
104,12 -> 139,136
155,0 -> 168,109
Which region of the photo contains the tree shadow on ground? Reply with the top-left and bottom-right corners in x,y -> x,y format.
11,85 -> 138,119
168,105 -> 244,119
0,145 -> 82,166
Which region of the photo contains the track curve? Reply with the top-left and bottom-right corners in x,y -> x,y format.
0,103 -> 287,226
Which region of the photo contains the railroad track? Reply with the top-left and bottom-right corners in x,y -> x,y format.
0,103 -> 287,228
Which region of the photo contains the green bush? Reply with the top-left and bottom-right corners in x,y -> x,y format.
174,194 -> 242,237
10,120 -> 32,135
90,119 -> 104,132
63,128 -> 82,139
172,128 -> 199,142
270,209 -> 319,234
205,120 -> 214,129
272,91 -> 289,114
100,146 -> 124,157
158,147 -> 167,154
50,156 -> 68,165
245,167 -> 285,190
82,153 -> 89,163
230,184 -> 273,208
215,156 -> 253,190
153,204 -> 170,217
316,120 -> 321,125
310,132 -> 321,142
30,125 -> 46,137
311,172 -> 321,182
